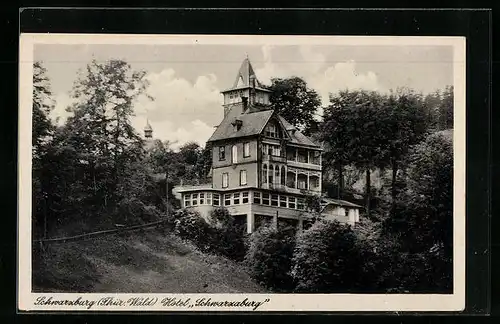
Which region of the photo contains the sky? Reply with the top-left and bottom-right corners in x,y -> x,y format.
34,42 -> 454,150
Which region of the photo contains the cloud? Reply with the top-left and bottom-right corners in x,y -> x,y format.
133,68 -> 222,126
51,67 -> 222,148
309,60 -> 383,105
255,45 -> 384,110
131,68 -> 222,148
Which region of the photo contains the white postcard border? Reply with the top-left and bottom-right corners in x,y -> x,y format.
18,34 -> 466,312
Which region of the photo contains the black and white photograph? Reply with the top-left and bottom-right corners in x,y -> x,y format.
18,34 -> 466,312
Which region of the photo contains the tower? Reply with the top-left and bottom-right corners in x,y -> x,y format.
144,119 -> 153,139
220,57 -> 271,117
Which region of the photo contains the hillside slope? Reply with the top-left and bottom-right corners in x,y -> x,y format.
33,229 -> 266,293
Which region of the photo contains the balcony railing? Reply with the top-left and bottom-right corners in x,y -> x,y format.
261,183 -> 321,195
262,154 -> 287,163
286,159 -> 322,171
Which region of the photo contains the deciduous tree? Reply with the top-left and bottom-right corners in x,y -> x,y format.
266,77 -> 321,135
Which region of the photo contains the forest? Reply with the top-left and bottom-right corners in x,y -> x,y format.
32,59 -> 454,293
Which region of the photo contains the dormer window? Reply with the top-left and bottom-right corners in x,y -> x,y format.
232,119 -> 243,131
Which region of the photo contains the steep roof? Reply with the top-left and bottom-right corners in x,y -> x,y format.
277,116 -> 321,148
207,109 -> 321,149
233,57 -> 262,88
207,109 -> 274,143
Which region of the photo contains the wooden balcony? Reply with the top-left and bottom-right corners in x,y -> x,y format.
262,154 -> 287,163
286,159 -> 322,171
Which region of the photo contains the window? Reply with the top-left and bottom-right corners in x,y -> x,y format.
184,194 -> 191,207
274,167 -> 280,185
219,146 -> 226,161
279,195 -> 287,207
253,191 -> 261,204
206,193 -> 212,205
213,193 -> 220,206
192,193 -> 198,206
224,194 -> 231,206
233,193 -> 240,205
222,173 -> 229,188
232,145 -> 238,164
271,194 -> 279,206
288,197 -> 296,209
243,142 -> 250,157
262,164 -> 268,184
344,208 -> 349,217
298,179 -> 306,189
240,170 -> 247,186
298,150 -> 307,163
265,123 -> 278,138
271,145 -> 281,156
242,192 -> 249,204
297,198 -> 305,210
199,193 -> 205,205
268,165 -> 274,185
262,193 -> 270,205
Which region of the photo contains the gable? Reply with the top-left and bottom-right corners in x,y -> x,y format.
277,115 -> 321,148
207,109 -> 274,143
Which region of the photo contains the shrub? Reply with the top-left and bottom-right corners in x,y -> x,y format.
174,209 -> 214,253
115,197 -> 163,225
291,220 -> 365,293
244,225 -> 296,292
209,207 -> 247,261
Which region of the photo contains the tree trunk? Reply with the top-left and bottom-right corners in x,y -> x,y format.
365,168 -> 371,216
337,162 -> 344,199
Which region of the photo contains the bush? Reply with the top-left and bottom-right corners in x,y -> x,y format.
244,225 -> 296,292
291,220 -> 365,293
209,207 -> 247,261
173,207 -> 247,261
174,209 -> 214,253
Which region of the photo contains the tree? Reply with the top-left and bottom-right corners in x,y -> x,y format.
32,61 -> 55,162
266,77 -> 321,135
438,85 -> 454,130
36,59 -> 153,232
65,59 -> 151,209
392,132 -> 453,254
384,132 -> 453,291
423,90 -> 442,131
245,225 -> 296,291
379,88 -> 428,211
32,61 -> 55,238
291,220 -> 365,292
321,90 -> 387,215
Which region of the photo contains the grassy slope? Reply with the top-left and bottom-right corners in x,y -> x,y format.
33,229 -> 266,293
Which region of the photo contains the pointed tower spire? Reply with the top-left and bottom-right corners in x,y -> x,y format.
144,118 -> 153,139
221,55 -> 272,117
232,56 -> 262,89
